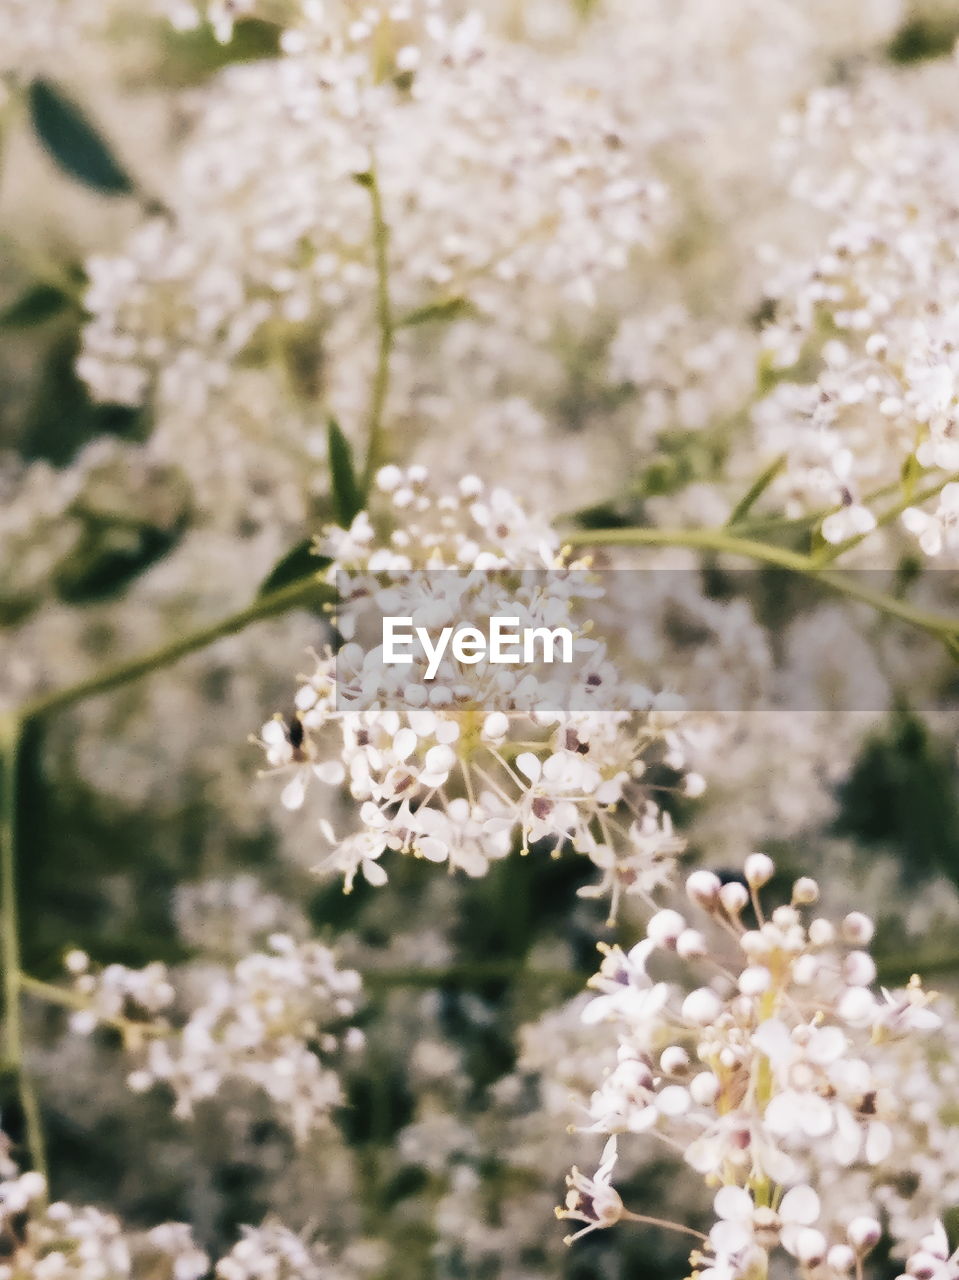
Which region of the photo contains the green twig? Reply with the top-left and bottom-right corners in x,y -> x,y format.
19,975 -> 169,1040
20,573 -> 333,724
1,716 -> 47,1181
564,525 -> 959,644
360,164 -> 394,494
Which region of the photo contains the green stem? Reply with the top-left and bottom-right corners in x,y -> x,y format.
19,975 -> 169,1040
20,574 -> 332,724
564,526 -> 959,642
1,716 -> 47,1181
362,163 -> 394,494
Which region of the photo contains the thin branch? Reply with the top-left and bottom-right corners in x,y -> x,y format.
1,716 -> 47,1181
360,163 -> 394,494
564,526 -> 959,643
19,574 -> 333,724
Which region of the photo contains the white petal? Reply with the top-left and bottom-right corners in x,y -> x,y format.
714,1185 -> 753,1223
362,859 -> 388,887
281,774 -> 306,811
516,752 -> 541,783
779,1185 -> 820,1227
865,1121 -> 892,1164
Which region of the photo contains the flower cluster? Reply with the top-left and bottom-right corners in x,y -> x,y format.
0,1156 -> 351,1280
78,7 -> 664,420
66,937 -> 363,1142
215,1220 -> 346,1280
754,69 -> 959,556
260,466 -> 699,919
0,1165 -> 209,1280
559,854 -> 946,1277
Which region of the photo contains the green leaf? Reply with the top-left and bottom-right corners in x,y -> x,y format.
328,419 -> 364,526
257,539 -> 329,598
725,453 -> 787,527
887,15 -> 959,64
397,297 -> 471,327
28,79 -> 134,195
0,283 -> 74,329
53,525 -> 185,605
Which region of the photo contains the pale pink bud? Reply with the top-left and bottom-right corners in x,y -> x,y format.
795,1228 -> 827,1266
660,1046 -> 690,1075
647,909 -> 687,948
843,951 -> 877,986
792,877 -> 820,905
738,965 -> 772,996
842,912 -> 875,945
682,988 -> 722,1025
677,929 -> 708,959
827,1245 -> 856,1272
744,853 -> 775,886
690,1071 -> 720,1105
719,882 -> 749,915
686,870 -> 722,909
808,918 -> 835,946
847,1217 -> 882,1253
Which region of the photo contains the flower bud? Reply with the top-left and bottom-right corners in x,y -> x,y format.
690,1071 -> 720,1105
740,930 -> 771,959
647,909 -> 687,948
847,1217 -> 882,1253
744,853 -> 775,886
791,954 -> 819,985
795,1228 -> 827,1267
719,881 -> 749,915
842,912 -> 875,945
682,988 -> 722,1026
839,987 -> 878,1025
843,950 -> 877,987
738,965 -> 771,996
906,1251 -> 943,1279
827,1245 -> 856,1272
677,929 -> 708,959
686,870 -> 722,909
808,918 -> 835,946
660,1046 -> 690,1075
792,877 -> 820,905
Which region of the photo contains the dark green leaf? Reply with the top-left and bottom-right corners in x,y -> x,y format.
19,329 -> 148,467
257,539 -> 329,598
397,297 -> 471,327
0,283 -> 74,329
53,525 -> 184,605
328,419 -> 364,526
28,79 -> 134,195
887,15 -> 959,64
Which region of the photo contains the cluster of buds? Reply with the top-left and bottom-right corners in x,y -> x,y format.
558,855 -> 944,1278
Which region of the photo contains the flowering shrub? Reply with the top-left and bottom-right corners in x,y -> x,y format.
1,2 -> 959,1279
